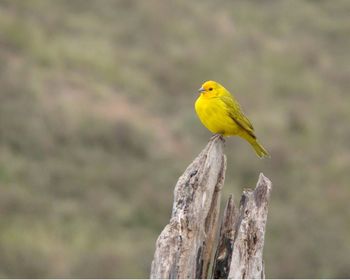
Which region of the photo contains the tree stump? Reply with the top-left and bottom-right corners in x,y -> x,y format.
212,173 -> 272,279
150,136 -> 272,279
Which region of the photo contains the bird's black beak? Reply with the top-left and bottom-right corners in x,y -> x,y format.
198,87 -> 205,93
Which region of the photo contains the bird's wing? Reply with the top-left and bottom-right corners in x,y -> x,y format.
220,95 -> 256,139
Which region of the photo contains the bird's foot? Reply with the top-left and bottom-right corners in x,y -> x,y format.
210,133 -> 225,143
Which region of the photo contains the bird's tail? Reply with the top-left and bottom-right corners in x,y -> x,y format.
244,134 -> 270,158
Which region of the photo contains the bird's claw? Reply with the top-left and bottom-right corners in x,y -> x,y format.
210,133 -> 225,142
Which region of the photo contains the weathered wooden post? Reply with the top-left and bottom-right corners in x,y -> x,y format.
150,136 -> 226,279
212,173 -> 272,279
150,136 -> 272,279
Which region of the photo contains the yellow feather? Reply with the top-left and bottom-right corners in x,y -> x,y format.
195,80 -> 270,158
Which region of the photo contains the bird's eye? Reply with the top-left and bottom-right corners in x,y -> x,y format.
209,87 -> 213,91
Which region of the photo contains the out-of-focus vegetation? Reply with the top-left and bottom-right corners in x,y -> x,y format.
0,0 -> 349,277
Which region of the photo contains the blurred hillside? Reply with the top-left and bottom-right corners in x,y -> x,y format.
0,0 -> 350,278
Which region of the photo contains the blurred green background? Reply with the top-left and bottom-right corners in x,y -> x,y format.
0,0 -> 349,278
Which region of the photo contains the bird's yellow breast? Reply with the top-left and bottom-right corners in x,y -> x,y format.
195,95 -> 240,136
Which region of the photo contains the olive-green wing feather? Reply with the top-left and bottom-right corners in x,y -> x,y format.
220,95 -> 256,139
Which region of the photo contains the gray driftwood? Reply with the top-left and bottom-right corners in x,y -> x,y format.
150,136 -> 226,279
212,173 -> 272,279
150,136 -> 272,279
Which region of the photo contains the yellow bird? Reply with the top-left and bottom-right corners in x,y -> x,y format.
195,80 -> 269,158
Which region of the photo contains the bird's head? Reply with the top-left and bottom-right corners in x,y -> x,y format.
198,80 -> 224,97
